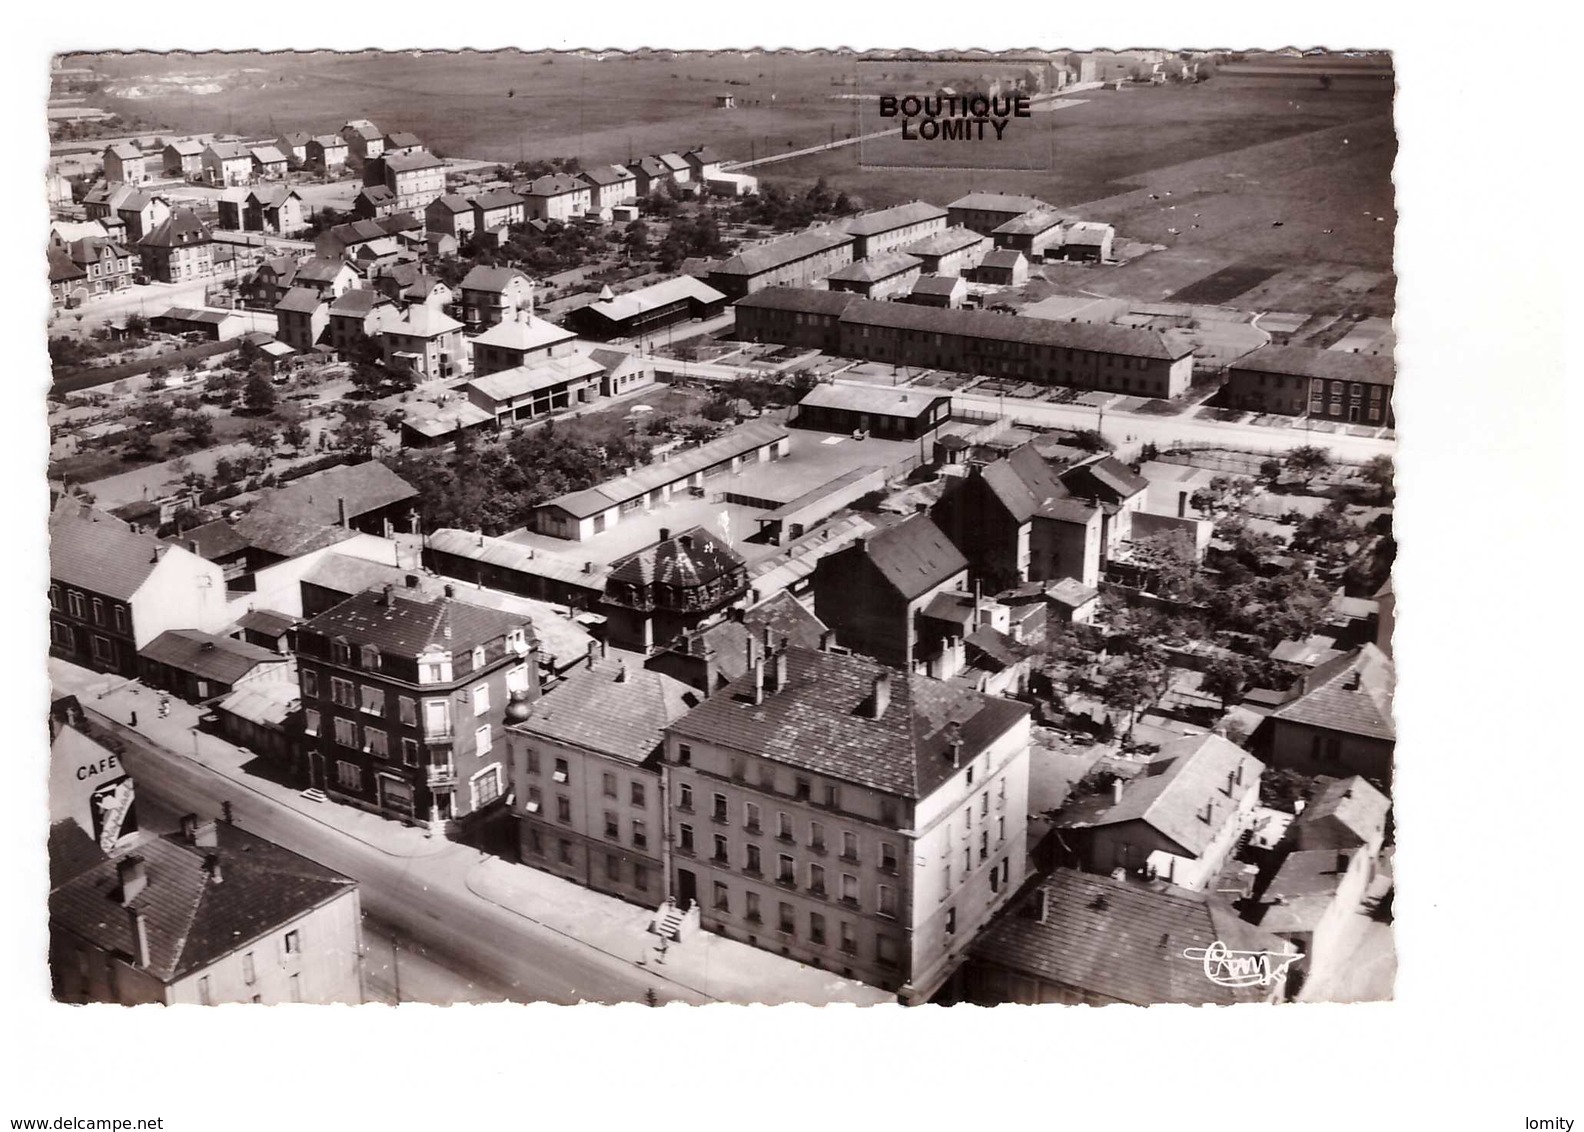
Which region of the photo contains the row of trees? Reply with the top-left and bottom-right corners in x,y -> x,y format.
727,177 -> 859,232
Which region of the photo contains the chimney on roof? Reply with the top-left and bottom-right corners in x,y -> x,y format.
730,606 -> 745,624
679,533 -> 694,551
615,662 -> 628,683
583,561 -> 594,575
946,722 -> 963,768
1344,669 -> 1363,691
1112,776 -> 1125,805
1199,801 -> 1214,824
203,852 -> 224,886
444,583 -> 456,599
587,640 -> 599,669
751,652 -> 766,706
869,670 -> 892,720
180,813 -> 200,842
117,855 -> 149,905
193,819 -> 219,849
382,583 -> 395,607
771,638 -> 789,692
659,527 -> 672,544
188,539 -> 199,554
1036,889 -> 1050,923
819,629 -> 835,652
915,502 -> 928,515
127,907 -> 151,968
406,573 -> 420,588
337,497 -> 349,527
478,530 -> 485,547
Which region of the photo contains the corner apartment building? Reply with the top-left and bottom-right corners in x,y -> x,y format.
295,580 -> 542,829
662,642 -> 1032,1003
947,192 -> 1052,235
1223,345 -> 1395,427
841,201 -> 949,259
137,209 -> 216,284
508,656 -> 697,907
369,149 -> 448,214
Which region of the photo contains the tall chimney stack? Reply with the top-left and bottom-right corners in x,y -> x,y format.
869,670 -> 891,719
1112,777 -> 1125,805
751,653 -> 765,706
180,813 -> 200,843
771,638 -> 788,691
337,497 -> 349,528
587,640 -> 599,669
127,907 -> 151,968
118,856 -> 149,905
204,853 -> 224,885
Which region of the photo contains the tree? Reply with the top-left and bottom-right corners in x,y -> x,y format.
1106,652 -> 1169,740
1285,444 -> 1332,487
242,370 -> 278,414
623,220 -> 651,259
179,410 -> 214,449
333,402 -> 383,459
124,313 -> 148,337
1259,457 -> 1283,485
281,420 -> 311,452
1360,453 -> 1394,503
1201,654 -> 1251,710
241,422 -> 277,450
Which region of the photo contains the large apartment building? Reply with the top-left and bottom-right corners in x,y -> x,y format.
294,580 -> 542,830
662,641 -> 1032,1003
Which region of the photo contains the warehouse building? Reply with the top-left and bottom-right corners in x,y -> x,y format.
569,276 -> 728,340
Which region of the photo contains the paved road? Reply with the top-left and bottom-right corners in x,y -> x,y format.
104,718 -> 707,1005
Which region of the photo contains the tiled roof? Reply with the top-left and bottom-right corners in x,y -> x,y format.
658,592 -> 829,681
513,658 -> 696,764
277,132 -> 312,147
424,530 -> 611,590
49,515 -> 165,600
1288,775 -> 1389,851
230,510 -> 352,559
965,625 -> 1033,669
657,153 -> 689,172
49,818 -> 110,891
521,173 -> 588,197
237,607 -> 299,636
430,193 -> 473,214
827,251 -> 922,284
843,200 -> 947,236
580,164 -> 634,186
668,646 -> 1028,799
140,629 -> 283,685
384,131 -> 423,149
384,150 -> 446,173
106,141 -> 143,160
49,244 -> 87,284
48,822 -> 356,983
581,276 -> 726,321
274,286 -> 327,314
980,248 -> 1027,269
1056,734 -> 1263,857
327,289 -> 393,317
249,186 -> 300,209
993,207 -> 1068,236
608,527 -> 746,589
460,265 -> 530,293
844,295 -> 1191,360
733,287 -> 858,317
1064,221 -> 1113,246
1232,344 -> 1395,387
250,461 -> 417,528
969,869 -> 1285,1005
948,192 -> 1049,214
911,275 -> 966,296
1061,454 -> 1149,501
684,146 -> 722,165
206,141 -> 253,161
312,134 -> 346,149
301,587 -> 529,656
472,188 -> 525,211
852,513 -> 967,601
712,229 -> 854,277
971,443 -> 1074,524
797,382 -> 941,419
383,304 -> 464,338
165,518 -> 249,560
357,185 -> 396,205
629,156 -> 669,177
138,209 -> 211,249
903,226 -> 990,257
293,256 -> 352,283
250,145 -> 287,164
471,316 -> 576,353
1270,644 -> 1395,741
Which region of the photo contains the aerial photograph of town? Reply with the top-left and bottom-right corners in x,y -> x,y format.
38,46 -> 1406,1013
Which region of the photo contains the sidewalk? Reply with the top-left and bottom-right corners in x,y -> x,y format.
50,658 -> 449,860
464,856 -> 895,1006
51,657 -> 897,1006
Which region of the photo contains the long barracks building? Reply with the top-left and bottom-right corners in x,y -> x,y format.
736,288 -> 1197,398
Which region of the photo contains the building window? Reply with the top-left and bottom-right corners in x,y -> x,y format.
879,798 -> 898,825
981,793 -> 989,817
553,757 -> 569,783
880,842 -> 899,874
525,786 -> 542,813
360,645 -> 382,670
471,646 -> 487,670
795,776 -> 811,800
998,816 -> 1006,844
472,683 -> 490,716
809,862 -> 827,896
810,911 -> 827,945
302,669 -> 319,699
745,844 -> 762,876
979,830 -> 989,862
603,772 -> 617,798
67,591 -> 86,618
713,834 -> 729,864
556,795 -> 571,823
839,920 -> 857,955
333,718 -> 358,748
745,890 -> 762,923
476,724 -> 493,756
365,728 -> 388,759
630,781 -> 646,808
332,639 -> 351,664
632,820 -> 647,850
527,826 -> 543,855
841,873 -> 859,907
841,831 -> 859,863
604,811 -> 619,839
824,784 -> 841,810
744,802 -> 761,832
198,976 -> 212,1005
729,756 -> 744,781
606,854 -> 621,881
304,709 -> 321,737
945,907 -> 957,935
505,664 -> 530,694
777,854 -> 796,885
966,765 -> 975,786
525,749 -> 540,775
778,902 -> 796,934
877,935 -> 899,969
330,677 -> 355,707
559,839 -> 573,865
335,759 -> 362,790
284,929 -> 302,955
401,738 -> 419,766
878,884 -> 897,918
713,882 -> 729,912
679,823 -> 695,854
679,783 -> 694,812
809,822 -> 826,852
677,743 -> 692,766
